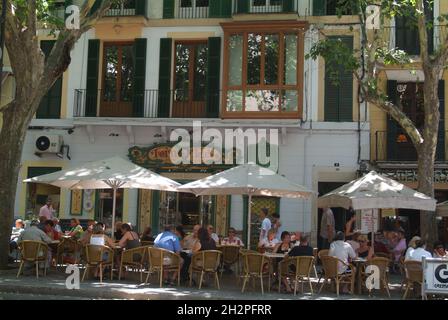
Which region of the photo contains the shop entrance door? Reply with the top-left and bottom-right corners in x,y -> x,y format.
96,189 -> 123,229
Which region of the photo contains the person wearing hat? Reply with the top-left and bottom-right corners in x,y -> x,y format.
405,236 -> 421,260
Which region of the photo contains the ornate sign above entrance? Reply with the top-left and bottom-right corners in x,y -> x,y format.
128,143 -> 235,173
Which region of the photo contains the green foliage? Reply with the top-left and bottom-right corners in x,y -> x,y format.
375,47 -> 411,65
306,38 -> 359,85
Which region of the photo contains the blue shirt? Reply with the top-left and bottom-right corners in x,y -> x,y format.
154,231 -> 181,253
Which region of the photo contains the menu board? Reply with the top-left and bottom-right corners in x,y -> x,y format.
361,209 -> 379,233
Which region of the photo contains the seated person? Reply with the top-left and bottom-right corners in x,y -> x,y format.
68,218 -> 84,240
207,225 -> 220,244
346,231 -> 361,252
405,236 -> 421,260
18,220 -> 53,269
356,235 -> 373,260
154,225 -> 183,284
329,231 -> 356,274
433,241 -> 448,258
193,227 -> 217,253
183,224 -> 200,250
118,223 -> 141,249
37,216 -> 47,232
114,221 -> 124,241
288,235 -> 314,257
392,228 -> 407,264
80,224 -> 94,246
273,231 -> 292,255
43,220 -> 61,241
10,219 -> 25,254
141,226 -> 155,242
405,240 -> 432,262
89,224 -> 115,279
258,229 -> 281,252
221,227 -> 244,247
52,218 -> 62,233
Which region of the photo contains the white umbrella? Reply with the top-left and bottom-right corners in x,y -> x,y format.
436,201 -> 448,217
317,171 -> 436,253
24,156 -> 181,237
177,163 -> 314,249
317,171 -> 436,211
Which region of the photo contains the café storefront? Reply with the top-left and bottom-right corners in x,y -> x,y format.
129,143 -> 233,237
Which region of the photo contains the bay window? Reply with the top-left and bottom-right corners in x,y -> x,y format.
222,22 -> 305,118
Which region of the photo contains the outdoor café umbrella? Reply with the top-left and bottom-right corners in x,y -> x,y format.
177,163 -> 314,249
317,171 -> 436,211
317,171 -> 436,251
24,156 -> 181,237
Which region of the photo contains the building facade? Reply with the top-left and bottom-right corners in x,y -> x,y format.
10,0 -> 377,247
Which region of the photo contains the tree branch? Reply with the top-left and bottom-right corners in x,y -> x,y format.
417,0 -> 429,64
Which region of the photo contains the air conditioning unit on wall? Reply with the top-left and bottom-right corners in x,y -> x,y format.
35,135 -> 63,154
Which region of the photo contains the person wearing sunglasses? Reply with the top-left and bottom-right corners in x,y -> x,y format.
356,234 -> 373,260
221,227 -> 244,247
433,241 -> 448,258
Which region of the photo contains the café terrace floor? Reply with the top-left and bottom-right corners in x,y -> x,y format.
0,263 -> 422,301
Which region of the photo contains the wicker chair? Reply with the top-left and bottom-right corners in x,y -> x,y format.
241,252 -> 270,295
316,249 -> 330,285
81,245 -> 114,283
56,238 -> 81,269
220,245 -> 240,277
319,255 -> 356,296
16,240 -> 49,279
119,246 -> 147,282
278,256 -> 315,295
403,260 -> 423,300
141,241 -> 154,247
190,250 -> 222,289
145,247 -> 182,288
365,257 -> 391,297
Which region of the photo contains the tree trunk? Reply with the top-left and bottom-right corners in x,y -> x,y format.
418,71 -> 440,248
0,104 -> 31,269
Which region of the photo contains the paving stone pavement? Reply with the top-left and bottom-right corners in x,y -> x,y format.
0,264 -> 411,300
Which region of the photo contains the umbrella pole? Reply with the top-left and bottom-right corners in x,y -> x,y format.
247,194 -> 252,250
111,187 -> 117,240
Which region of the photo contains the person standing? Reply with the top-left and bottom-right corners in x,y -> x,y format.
320,207 -> 336,249
271,213 -> 282,240
258,208 -> 271,247
39,198 -> 55,220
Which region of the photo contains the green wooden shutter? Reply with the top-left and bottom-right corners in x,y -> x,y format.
313,0 -> 326,16
27,167 -> 62,179
133,38 -> 147,117
236,0 -> 249,14
210,0 -> 232,18
85,39 -> 100,117
386,80 -> 398,161
282,0 -> 295,13
135,0 -> 147,17
158,38 -> 172,118
37,41 -> 62,119
437,80 -> 445,161
206,37 -> 221,118
426,1 -> 434,54
324,36 -> 353,122
163,0 -> 175,18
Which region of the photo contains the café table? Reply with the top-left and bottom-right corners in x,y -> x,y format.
351,258 -> 367,295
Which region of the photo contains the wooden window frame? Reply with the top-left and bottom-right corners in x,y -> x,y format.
221,21 -> 307,119
101,41 -> 135,103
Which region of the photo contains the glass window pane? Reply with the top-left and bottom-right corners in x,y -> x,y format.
194,44 -> 208,101
104,46 -> 118,102
284,34 -> 297,85
246,90 -> 280,112
196,0 -> 209,7
226,90 -> 243,111
229,35 -> 243,86
247,33 -> 262,85
282,90 -> 298,111
181,0 -> 193,7
175,44 -> 190,101
265,34 -> 279,85
121,45 -> 134,102
253,0 -> 266,6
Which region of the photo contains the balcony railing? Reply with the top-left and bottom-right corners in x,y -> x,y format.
232,0 -> 302,15
74,89 -> 221,118
175,4 -> 210,19
373,130 -> 446,162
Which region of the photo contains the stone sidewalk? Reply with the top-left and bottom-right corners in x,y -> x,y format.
0,266 -> 407,300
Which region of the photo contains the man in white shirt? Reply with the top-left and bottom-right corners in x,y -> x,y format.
207,225 -> 220,244
39,198 -> 55,220
405,240 -> 432,262
329,231 -> 356,274
258,208 -> 271,246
